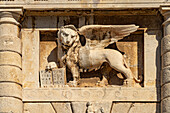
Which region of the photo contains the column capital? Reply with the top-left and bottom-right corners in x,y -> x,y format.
160,6 -> 170,20
160,6 -> 170,35
0,8 -> 23,26
0,7 -> 23,23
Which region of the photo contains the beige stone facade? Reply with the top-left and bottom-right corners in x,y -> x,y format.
1,1 -> 170,113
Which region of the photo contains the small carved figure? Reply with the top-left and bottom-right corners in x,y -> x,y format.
86,102 -> 104,113
86,102 -> 96,113
57,25 -> 142,86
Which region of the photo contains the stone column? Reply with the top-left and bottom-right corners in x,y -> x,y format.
160,7 -> 170,113
0,9 -> 23,113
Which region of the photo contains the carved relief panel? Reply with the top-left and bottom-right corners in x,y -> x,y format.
22,14 -> 160,104
39,26 -> 144,88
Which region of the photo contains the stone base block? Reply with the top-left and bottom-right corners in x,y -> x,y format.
0,51 -> 21,68
0,97 -> 23,113
0,82 -> 22,99
24,103 -> 56,113
161,66 -> 170,85
161,97 -> 170,113
161,83 -> 170,100
71,102 -> 87,113
51,102 -> 72,113
162,52 -> 170,68
0,66 -> 22,84
111,103 -> 158,113
0,35 -> 21,54
161,35 -> 170,56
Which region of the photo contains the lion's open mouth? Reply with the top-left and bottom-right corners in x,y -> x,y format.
62,43 -> 72,50
62,43 -> 71,47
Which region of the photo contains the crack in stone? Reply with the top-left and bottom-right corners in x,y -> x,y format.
50,103 -> 57,113
127,103 -> 134,113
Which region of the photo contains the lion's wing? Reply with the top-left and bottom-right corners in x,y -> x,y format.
78,25 -> 139,49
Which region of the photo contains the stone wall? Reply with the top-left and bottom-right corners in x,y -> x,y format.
19,10 -> 162,113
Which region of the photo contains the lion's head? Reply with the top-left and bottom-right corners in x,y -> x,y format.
58,25 -> 79,49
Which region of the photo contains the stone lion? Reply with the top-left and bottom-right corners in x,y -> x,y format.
57,25 -> 142,86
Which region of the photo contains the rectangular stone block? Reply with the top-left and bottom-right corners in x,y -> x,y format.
0,35 -> 21,54
51,102 -> 72,113
23,87 -> 158,102
0,66 -> 22,84
0,51 -> 21,68
0,83 -> 22,99
144,30 -> 161,87
24,103 -> 56,113
162,52 -> 170,68
111,103 -> 159,113
0,97 -> 23,113
22,30 -> 40,88
161,97 -> 170,113
161,66 -> 170,85
161,83 -> 170,100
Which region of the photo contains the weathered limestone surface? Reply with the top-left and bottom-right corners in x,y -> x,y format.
111,103 -> 159,113
1,0 -> 170,9
161,97 -> 170,113
22,30 -> 40,88
52,102 -> 72,113
0,97 -> 23,113
0,51 -> 21,68
0,66 -> 22,84
23,87 -> 158,102
20,12 -> 161,113
0,9 -> 23,113
0,35 -> 21,54
23,102 -> 159,113
0,82 -> 22,99
160,6 -> 170,113
24,103 -> 56,113
144,30 -> 161,87
162,66 -> 170,86
71,102 -> 87,113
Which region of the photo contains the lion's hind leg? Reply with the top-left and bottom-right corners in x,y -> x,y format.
105,51 -> 133,86
108,60 -> 133,86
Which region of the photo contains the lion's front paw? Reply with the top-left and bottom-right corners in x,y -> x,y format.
97,80 -> 108,87
68,81 -> 78,87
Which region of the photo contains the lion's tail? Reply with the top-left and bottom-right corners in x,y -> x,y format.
123,55 -> 143,83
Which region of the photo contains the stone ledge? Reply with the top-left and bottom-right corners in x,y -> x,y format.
0,2 -> 170,9
0,8 -> 23,15
23,87 -> 159,102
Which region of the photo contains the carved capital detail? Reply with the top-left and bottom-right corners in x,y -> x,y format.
0,8 -> 23,26
160,6 -> 170,36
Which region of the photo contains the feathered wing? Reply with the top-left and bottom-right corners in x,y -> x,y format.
78,25 -> 139,49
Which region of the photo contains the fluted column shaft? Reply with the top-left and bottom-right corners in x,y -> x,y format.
160,7 -> 170,113
0,10 -> 23,113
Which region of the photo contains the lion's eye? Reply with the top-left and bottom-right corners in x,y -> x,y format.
71,35 -> 75,38
62,32 -> 69,37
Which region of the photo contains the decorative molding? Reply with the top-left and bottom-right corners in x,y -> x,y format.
23,87 -> 159,102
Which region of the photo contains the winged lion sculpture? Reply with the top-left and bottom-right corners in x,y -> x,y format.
57,25 -> 142,86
